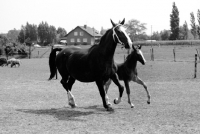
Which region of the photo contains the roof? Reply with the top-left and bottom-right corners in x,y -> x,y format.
79,26 -> 102,37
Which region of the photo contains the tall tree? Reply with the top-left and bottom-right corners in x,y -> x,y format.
169,2 -> 179,40
38,21 -> 49,45
47,25 -> 57,44
197,9 -> 200,39
18,25 -> 26,43
182,21 -> 189,40
190,12 -> 197,39
124,19 -> 147,41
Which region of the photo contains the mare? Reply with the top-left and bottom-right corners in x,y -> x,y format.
104,45 -> 151,108
48,19 -> 132,111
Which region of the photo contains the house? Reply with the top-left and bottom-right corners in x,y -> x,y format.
61,25 -> 102,45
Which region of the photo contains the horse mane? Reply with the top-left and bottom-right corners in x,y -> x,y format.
87,29 -> 112,53
98,29 -> 112,45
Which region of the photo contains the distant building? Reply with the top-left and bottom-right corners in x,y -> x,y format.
60,25 -> 102,45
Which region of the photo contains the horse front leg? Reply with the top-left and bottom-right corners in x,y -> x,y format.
124,80 -> 134,108
96,80 -> 113,111
60,78 -> 77,108
111,73 -> 124,104
134,76 -> 151,104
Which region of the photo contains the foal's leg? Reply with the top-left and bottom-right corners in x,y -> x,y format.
104,79 -> 112,106
60,77 -> 77,108
111,73 -> 124,104
124,80 -> 134,108
96,80 -> 113,111
104,79 -> 112,94
133,76 -> 151,104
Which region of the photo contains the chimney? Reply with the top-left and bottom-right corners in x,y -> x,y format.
84,25 -> 87,29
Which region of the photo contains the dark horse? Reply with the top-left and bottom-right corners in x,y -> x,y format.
104,45 -> 151,108
48,19 -> 132,111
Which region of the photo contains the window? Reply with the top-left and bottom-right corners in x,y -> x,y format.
80,32 -> 84,36
71,38 -> 74,42
83,38 -> 87,42
77,38 -> 80,42
74,32 -> 78,36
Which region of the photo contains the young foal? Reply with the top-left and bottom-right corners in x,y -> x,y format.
105,45 -> 151,108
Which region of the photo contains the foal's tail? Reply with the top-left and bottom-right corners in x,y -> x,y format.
48,48 -> 62,80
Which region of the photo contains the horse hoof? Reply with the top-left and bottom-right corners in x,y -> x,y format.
69,103 -> 77,108
131,104 -> 134,108
106,107 -> 114,112
114,99 -> 117,104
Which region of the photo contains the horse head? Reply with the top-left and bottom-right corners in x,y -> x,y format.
110,18 -> 132,50
132,45 -> 146,65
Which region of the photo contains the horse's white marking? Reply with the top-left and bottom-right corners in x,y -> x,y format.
112,24 -> 132,50
138,50 -> 146,63
119,26 -> 132,48
67,91 -> 75,106
105,94 -> 111,106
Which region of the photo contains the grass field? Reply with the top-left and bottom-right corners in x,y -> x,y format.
1,45 -> 200,133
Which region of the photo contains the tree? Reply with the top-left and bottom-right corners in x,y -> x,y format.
197,9 -> 200,39
160,30 -> 170,40
190,12 -> 197,39
18,23 -> 37,43
18,25 -> 26,43
7,29 -> 20,42
25,22 -> 37,42
57,27 -> 67,38
47,25 -> 57,44
124,19 -> 147,41
182,21 -> 189,40
56,27 -> 67,42
0,34 -> 8,46
38,21 -> 49,45
151,31 -> 161,40
169,2 -> 179,40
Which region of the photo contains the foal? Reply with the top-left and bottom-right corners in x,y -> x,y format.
105,45 -> 151,108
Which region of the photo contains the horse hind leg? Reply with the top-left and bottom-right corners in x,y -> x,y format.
60,77 -> 77,108
134,76 -> 151,104
96,80 -> 113,111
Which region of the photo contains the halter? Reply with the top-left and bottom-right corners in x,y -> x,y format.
112,24 -> 123,44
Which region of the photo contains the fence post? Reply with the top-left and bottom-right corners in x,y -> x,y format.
173,47 -> 176,62
151,48 -> 154,61
196,49 -> 200,61
38,51 -> 39,58
194,54 -> 197,78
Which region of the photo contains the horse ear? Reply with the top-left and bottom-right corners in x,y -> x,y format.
137,45 -> 142,49
110,19 -> 116,27
120,18 -> 125,25
132,45 -> 136,51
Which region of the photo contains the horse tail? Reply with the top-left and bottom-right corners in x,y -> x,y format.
48,48 -> 63,80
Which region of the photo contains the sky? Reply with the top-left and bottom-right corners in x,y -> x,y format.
0,0 -> 200,35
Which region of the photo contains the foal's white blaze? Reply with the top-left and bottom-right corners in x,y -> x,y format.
119,26 -> 132,49
138,50 -> 146,63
